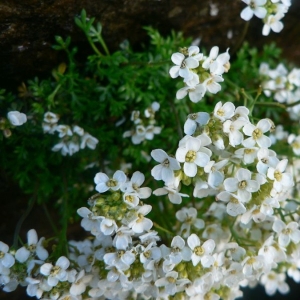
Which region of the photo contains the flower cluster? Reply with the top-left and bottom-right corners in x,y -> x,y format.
123,102 -> 161,144
0,110 -> 27,138
2,100 -> 300,299
259,62 -> 300,120
42,112 -> 99,156
169,45 -> 230,103
240,0 -> 292,36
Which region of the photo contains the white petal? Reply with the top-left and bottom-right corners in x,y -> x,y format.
184,162 -> 197,177
240,7 -> 254,21
151,149 -> 167,163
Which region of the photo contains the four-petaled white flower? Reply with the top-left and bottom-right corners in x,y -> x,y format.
272,219 -> 300,247
243,119 -> 271,148
40,256 -> 70,286
7,111 -> 27,126
240,0 -> 267,21
94,170 -> 127,193
176,136 -> 210,177
187,234 -> 215,267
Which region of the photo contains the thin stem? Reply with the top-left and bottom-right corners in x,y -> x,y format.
42,203 -> 59,236
87,36 -> 103,57
248,86 -> 262,115
98,34 -> 110,56
153,222 -> 173,236
255,102 -> 286,109
231,21 -> 250,56
169,99 -> 183,139
13,196 -> 36,249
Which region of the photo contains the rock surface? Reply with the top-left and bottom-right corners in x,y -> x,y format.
0,0 -> 299,89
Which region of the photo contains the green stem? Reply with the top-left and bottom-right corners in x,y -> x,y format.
98,34 -> 110,56
248,86 -> 262,115
87,36 -> 103,57
13,196 -> 36,249
153,222 -> 173,236
42,203 -> 59,236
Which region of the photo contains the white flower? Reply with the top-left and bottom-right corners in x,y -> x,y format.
73,125 -> 84,136
128,205 -> 153,233
204,159 -> 228,188
234,147 -> 258,164
267,159 -> 293,191
262,13 -> 284,36
139,242 -> 162,265
169,49 -> 200,80
100,218 -> 118,235
80,133 -> 99,149
43,112 -> 59,124
225,243 -> 246,262
240,0 -> 267,21
169,236 -> 192,264
176,84 -> 207,103
151,149 -> 181,184
122,171 -> 151,199
213,101 -> 235,122
40,256 -> 70,286
155,271 -> 190,296
56,125 -> 72,138
203,74 -> 224,94
187,234 -> 215,267
261,271 -> 289,296
70,270 -> 92,296
223,262 -> 244,287
202,46 -> 220,71
94,170 -> 127,193
217,191 -> 246,216
77,207 -> 103,233
176,207 -> 205,238
153,185 -> 188,204
256,148 -> 278,174
224,168 -> 259,202
272,219 -> 300,247
0,242 -> 15,268
15,229 -> 48,263
223,119 -> 247,147
7,111 -> 27,126
52,140 -> 69,156
184,112 -> 210,135
113,226 -> 133,250
176,136 -> 210,177
104,249 -> 135,271
211,48 -> 230,75
243,119 -> 271,148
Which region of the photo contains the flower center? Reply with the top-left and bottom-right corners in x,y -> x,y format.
107,179 -> 117,187
252,128 -> 262,140
181,60 -> 187,69
217,109 -> 224,117
163,159 -> 170,167
245,148 -> 255,154
144,250 -> 151,259
185,150 -> 196,163
238,180 -> 247,189
167,276 -> 176,283
51,266 -> 61,276
190,113 -> 198,120
194,245 -> 205,256
125,195 -> 135,203
274,170 -> 282,182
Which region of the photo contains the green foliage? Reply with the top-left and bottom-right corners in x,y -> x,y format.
0,9 -> 297,253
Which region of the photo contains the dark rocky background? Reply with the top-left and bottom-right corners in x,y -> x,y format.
0,0 -> 300,299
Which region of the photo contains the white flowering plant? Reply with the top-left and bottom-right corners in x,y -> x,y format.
1,5 -> 300,300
